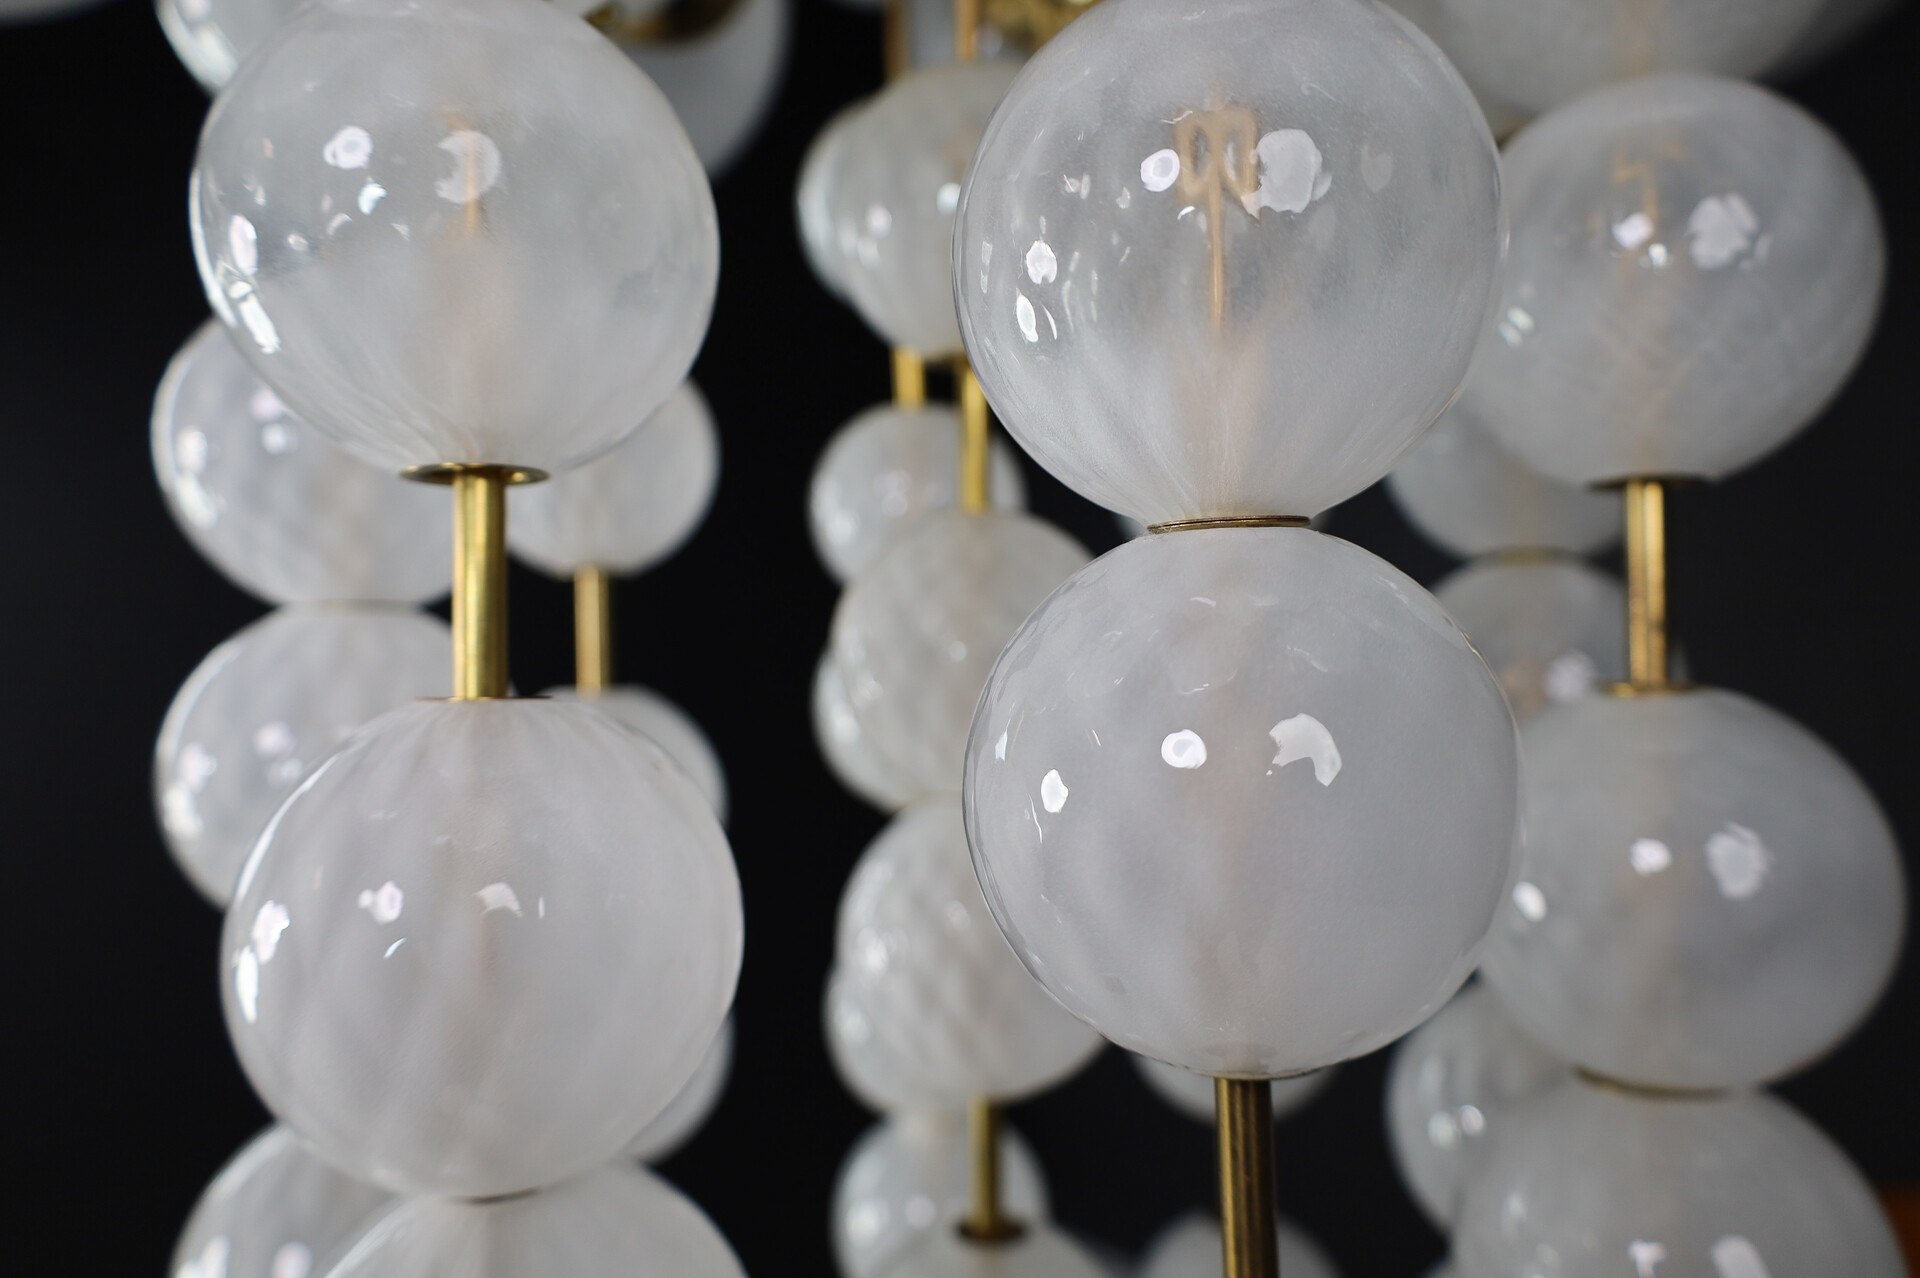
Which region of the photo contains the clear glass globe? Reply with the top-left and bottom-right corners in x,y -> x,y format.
1464,75 -> 1884,487
1433,557 -> 1625,725
809,403 -> 1028,583
833,509 -> 1089,801
797,100 -> 866,301
814,651 -> 922,813
832,1111 -> 1050,1278
624,1016 -> 732,1163
327,1162 -> 746,1278
1131,1055 -> 1333,1126
222,699 -> 742,1196
545,685 -> 728,821
964,528 -> 1518,1077
170,1124 -> 391,1278
885,1223 -> 1108,1278
954,0 -> 1504,525
1454,1074 -> 1906,1278
1383,982 -> 1565,1229
1482,688 -> 1905,1089
838,793 -> 1105,1105
615,0 -> 789,177
154,321 -> 449,605
508,381 -> 719,577
1138,1210 -> 1340,1278
157,0 -> 300,92
827,61 -> 1019,354
190,0 -> 718,476
156,604 -> 450,906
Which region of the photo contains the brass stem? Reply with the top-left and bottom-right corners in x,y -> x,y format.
960,1097 -> 1022,1243
573,566 -> 613,695
1215,1078 -> 1277,1278
892,347 -> 927,409
1623,478 -> 1668,691
957,359 -> 990,513
451,468 -> 511,700
1207,182 -> 1226,334
955,0 -> 979,61
882,0 -> 908,80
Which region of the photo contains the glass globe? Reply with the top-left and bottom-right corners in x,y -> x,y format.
834,509 -> 1088,800
1138,1210 -> 1340,1278
154,321 -> 449,605
624,1016 -> 732,1163
1774,0 -> 1899,75
1433,557 -> 1625,725
1385,405 -> 1619,560
954,0 -> 1504,526
1383,982 -> 1565,1229
797,100 -> 866,301
810,403 -> 1028,583
327,1162 -> 746,1278
156,604 -> 450,906
885,1223 -> 1108,1278
190,0 -> 718,476
1376,0 -> 1530,136
1465,76 -> 1884,487
1132,1055 -> 1332,1126
170,1124 -> 391,1278
814,651 -> 922,813
157,0 -> 301,92
615,0 -> 788,177
838,793 -> 1105,1105
1482,688 -> 1905,1089
222,699 -> 742,1196
545,685 -> 728,821
965,528 -> 1518,1077
1454,1075 -> 1906,1278
827,61 -> 1020,355
828,967 -> 966,1113
832,1110 -> 1050,1278
508,381 -> 719,578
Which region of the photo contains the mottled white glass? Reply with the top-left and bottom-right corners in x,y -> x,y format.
965,529 -> 1518,1077
834,510 -> 1089,800
190,0 -> 717,476
617,0 -> 788,176
1455,1075 -> 1906,1278
546,685 -> 728,821
625,1017 -> 732,1163
954,0 -> 1504,525
1377,0 -> 1529,136
1482,688 -> 1905,1089
1132,1056 -> 1332,1125
1466,76 -> 1884,487
1434,557 -> 1625,724
886,1223 -> 1107,1278
157,0 -> 302,91
154,321 -> 449,605
327,1162 -> 746,1278
156,605 -> 450,906
509,382 -> 719,577
797,101 -> 865,300
1138,1211 -> 1339,1278
1384,983 -> 1565,1228
826,968 -> 947,1112
832,1111 -> 1049,1278
170,1125 -> 391,1278
222,699 -> 742,1196
810,404 -> 1028,583
814,652 -> 922,813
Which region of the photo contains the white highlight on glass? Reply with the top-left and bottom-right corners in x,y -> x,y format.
1630,837 -> 1672,875
323,126 -> 373,170
1706,822 -> 1771,899
356,880 -> 404,923
1242,129 -> 1331,217
434,130 -> 503,204
1025,240 -> 1058,284
1269,713 -> 1341,785
1140,148 -> 1180,192
1040,769 -> 1069,813
1160,729 -> 1207,769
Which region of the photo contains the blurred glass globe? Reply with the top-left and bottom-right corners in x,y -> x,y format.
615,0 -> 789,177
1132,1054 -> 1332,1125
545,685 -> 728,821
813,651 -> 923,813
1138,1210 -> 1340,1278
826,967 -> 947,1111
885,1222 -> 1107,1278
156,0 -> 301,91
1433,557 -> 1625,724
796,100 -> 866,301
624,1017 -> 732,1163
170,1124 -> 390,1278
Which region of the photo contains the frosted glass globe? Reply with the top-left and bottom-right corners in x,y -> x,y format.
222,698 -> 742,1196
616,0 -> 788,177
156,605 -> 450,906
826,967 -> 940,1111
797,101 -> 866,300
814,652 -> 921,813
1433,558 -> 1625,725
885,1224 -> 1107,1278
157,0 -> 297,91
965,528 -> 1518,1077
1466,76 -> 1884,487
1376,0 -> 1529,137
838,793 -> 1105,1105
171,1125 -> 390,1278
545,685 -> 728,821
1132,1055 -> 1332,1125
834,510 -> 1089,800
1384,983 -> 1565,1228
810,404 -> 1028,583
509,381 -> 719,577
832,1111 -> 1050,1278
154,321 -> 449,605
1454,1075 -> 1906,1278
954,0 -> 1504,526
625,1017 -> 732,1163
1138,1211 -> 1340,1278
1482,688 -> 1905,1089
1774,0 -> 1898,75
190,0 -> 718,476
1385,406 -> 1618,560
327,1162 -> 746,1278
827,61 -> 1019,354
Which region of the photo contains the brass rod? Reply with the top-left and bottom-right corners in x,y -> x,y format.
573,565 -> 613,695
882,0 -> 908,81
1215,1078 -> 1278,1278
451,468 -> 510,700
892,347 -> 927,409
958,359 -> 990,513
960,1097 -> 1022,1242
1623,477 -> 1668,691
955,0 -> 978,61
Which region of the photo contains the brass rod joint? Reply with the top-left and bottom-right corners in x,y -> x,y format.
1149,516 -> 1310,534
959,1097 -> 1024,1243
1623,477 -> 1669,691
1215,1077 -> 1278,1278
451,467 -> 512,700
892,347 -> 927,409
958,360 -> 991,513
573,566 -> 613,695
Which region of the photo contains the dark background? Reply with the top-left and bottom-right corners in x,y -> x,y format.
2,0 -> 1915,1273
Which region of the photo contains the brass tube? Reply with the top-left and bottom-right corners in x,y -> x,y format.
882,0 -> 908,81
955,0 -> 979,61
892,347 -> 927,409
1216,1078 -> 1278,1278
961,1096 -> 1022,1243
958,359 -> 990,513
451,467 -> 511,700
1623,477 -> 1668,691
573,566 -> 613,695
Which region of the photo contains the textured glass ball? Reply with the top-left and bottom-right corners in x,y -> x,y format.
826,967 -> 943,1111
827,61 -> 1018,354
157,0 -> 301,91
1465,76 -> 1884,487
156,605 -> 450,906
154,321 -> 449,605
171,1124 -> 391,1278
838,793 -> 1105,1105
810,404 -> 1028,583
616,0 -> 789,177
222,699 -> 742,1196
327,1162 -> 746,1278
545,685 -> 728,821
1454,1075 -> 1906,1278
834,510 -> 1090,800
624,1016 -> 732,1163
954,0 -> 1504,526
814,651 -> 921,813
1433,557 -> 1625,725
965,528 -> 1518,1077
1482,688 -> 1905,1089
1384,983 -> 1564,1229
509,381 -> 719,577
832,1111 -> 1050,1278
1138,1211 -> 1340,1278
1132,1055 -> 1332,1125
190,0 -> 718,476
797,101 -> 865,301
886,1224 -> 1107,1278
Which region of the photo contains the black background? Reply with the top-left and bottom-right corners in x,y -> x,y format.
2,0 -> 1916,1274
